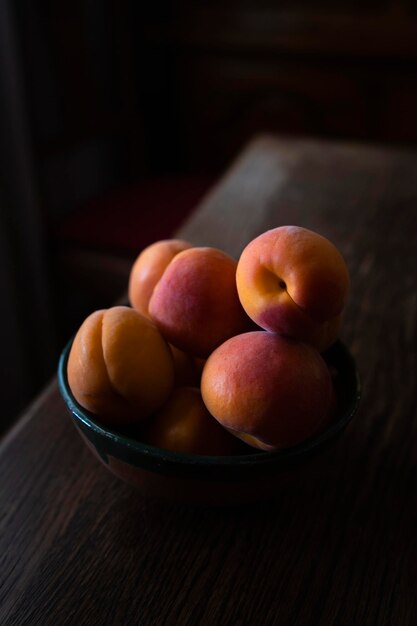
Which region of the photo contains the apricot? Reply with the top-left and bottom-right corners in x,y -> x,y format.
67,306 -> 175,425
142,387 -> 242,455
236,225 -> 350,351
149,246 -> 253,358
169,344 -> 199,387
128,239 -> 192,318
201,331 -> 334,450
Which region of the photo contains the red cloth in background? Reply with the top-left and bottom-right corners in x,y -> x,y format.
54,175 -> 214,257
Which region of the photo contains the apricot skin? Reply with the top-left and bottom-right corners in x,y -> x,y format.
201,331 -> 334,450
149,247 -> 253,358
142,387 -> 242,456
67,306 -> 175,425
128,239 -> 192,318
236,226 -> 350,351
169,344 -> 199,387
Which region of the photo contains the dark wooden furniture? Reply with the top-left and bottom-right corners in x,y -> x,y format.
1,135 -> 417,625
145,1 -> 417,170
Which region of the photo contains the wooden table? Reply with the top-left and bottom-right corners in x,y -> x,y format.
1,135 -> 417,625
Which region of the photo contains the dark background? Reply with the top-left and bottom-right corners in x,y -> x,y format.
1,0 -> 417,435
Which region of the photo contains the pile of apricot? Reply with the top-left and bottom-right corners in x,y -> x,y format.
67,226 -> 350,455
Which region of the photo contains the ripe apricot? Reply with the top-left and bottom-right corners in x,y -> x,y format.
149,246 -> 253,357
128,239 -> 192,318
201,331 -> 334,450
236,225 -> 350,351
142,387 -> 242,455
67,306 -> 175,425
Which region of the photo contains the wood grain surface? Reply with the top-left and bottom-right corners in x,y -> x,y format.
1,135 -> 417,625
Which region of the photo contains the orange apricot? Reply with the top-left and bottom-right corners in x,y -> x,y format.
236,226 -> 350,351
128,239 -> 192,318
142,387 -> 242,455
149,246 -> 253,357
201,331 -> 334,450
67,306 -> 175,425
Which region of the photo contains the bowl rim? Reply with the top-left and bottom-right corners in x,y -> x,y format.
57,338 -> 361,475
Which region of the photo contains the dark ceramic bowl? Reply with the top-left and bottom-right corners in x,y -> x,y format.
58,339 -> 360,506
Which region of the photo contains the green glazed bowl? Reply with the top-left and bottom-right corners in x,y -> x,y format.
58,339 -> 361,505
